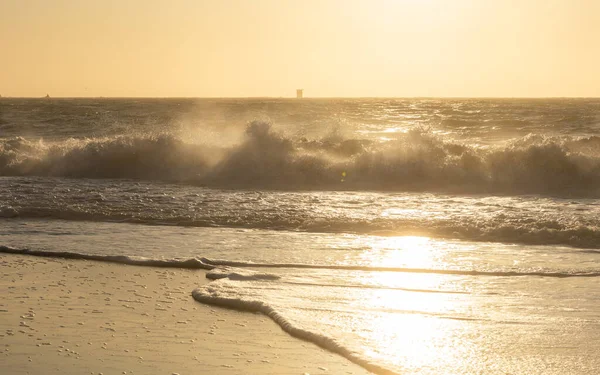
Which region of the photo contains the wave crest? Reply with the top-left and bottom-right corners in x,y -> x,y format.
2,122 -> 600,195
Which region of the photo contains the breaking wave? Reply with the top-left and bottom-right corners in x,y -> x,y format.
0,134 -> 214,180
2,121 -> 600,196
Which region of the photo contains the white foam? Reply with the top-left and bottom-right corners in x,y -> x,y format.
2,124 -> 600,196
0,246 -> 214,270
1,247 -> 597,278
206,268 -> 280,281
192,279 -> 399,375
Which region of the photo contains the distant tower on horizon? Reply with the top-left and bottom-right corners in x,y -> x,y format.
296,89 -> 303,99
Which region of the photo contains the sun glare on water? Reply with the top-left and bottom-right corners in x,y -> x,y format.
352,235 -> 474,372
359,235 -> 439,269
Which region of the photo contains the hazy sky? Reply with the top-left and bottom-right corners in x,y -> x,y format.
1,0 -> 599,97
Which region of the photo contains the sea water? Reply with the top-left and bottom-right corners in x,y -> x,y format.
1,98 -> 599,374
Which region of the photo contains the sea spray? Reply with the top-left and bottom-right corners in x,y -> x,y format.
2,123 -> 600,195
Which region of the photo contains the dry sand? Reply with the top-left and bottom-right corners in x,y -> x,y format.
1,253 -> 372,375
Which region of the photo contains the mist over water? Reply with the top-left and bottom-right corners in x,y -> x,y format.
1,98 -> 600,374
2,98 -> 600,196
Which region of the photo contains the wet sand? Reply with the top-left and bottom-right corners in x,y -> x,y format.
0,253 -> 371,375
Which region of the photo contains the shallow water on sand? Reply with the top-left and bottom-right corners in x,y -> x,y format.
2,219 -> 599,375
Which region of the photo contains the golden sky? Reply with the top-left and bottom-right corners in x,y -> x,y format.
1,0 -> 599,97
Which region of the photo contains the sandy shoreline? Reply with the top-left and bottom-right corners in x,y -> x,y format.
1,253 -> 371,375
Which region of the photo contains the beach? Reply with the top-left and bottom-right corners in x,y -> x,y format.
1,98 -> 599,374
1,253 -> 371,375
2,0 -> 600,371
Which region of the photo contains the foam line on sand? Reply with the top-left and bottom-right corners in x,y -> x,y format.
0,253 -> 372,375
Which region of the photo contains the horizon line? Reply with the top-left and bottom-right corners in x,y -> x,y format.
1,95 -> 599,100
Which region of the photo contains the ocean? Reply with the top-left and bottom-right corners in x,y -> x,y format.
1,98 -> 599,374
